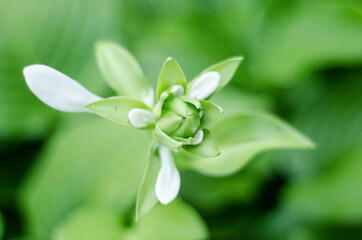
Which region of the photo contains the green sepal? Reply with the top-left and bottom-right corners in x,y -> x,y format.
199,100 -> 223,128
135,143 -> 161,221
85,97 -> 151,126
182,129 -> 220,158
154,125 -> 183,151
157,58 -> 187,99
188,56 -> 243,98
96,41 -> 151,102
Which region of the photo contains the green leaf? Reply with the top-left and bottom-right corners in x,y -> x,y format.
53,208 -> 125,240
96,41 -> 151,101
154,125 -> 183,150
182,129 -> 220,158
199,100 -> 223,128
136,144 -> 161,221
0,0 -> 116,139
133,200 -> 209,240
53,201 -> 208,240
20,118 -> 151,238
0,212 -> 4,240
282,148 -> 362,223
178,111 -> 314,176
85,97 -> 151,127
156,58 -> 187,99
188,57 -> 243,96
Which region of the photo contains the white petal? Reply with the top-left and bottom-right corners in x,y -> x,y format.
198,110 -> 203,118
192,130 -> 204,145
187,71 -> 220,100
169,85 -> 184,97
128,108 -> 155,128
144,87 -> 155,108
155,145 -> 181,204
23,64 -> 102,112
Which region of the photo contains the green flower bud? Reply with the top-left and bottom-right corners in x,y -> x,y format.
157,97 -> 201,139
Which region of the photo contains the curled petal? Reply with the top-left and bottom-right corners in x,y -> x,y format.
192,130 -> 204,145
187,72 -> 220,100
128,108 -> 155,128
155,145 -> 181,204
23,64 -> 102,112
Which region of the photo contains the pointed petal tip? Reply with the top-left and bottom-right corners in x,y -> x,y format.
233,56 -> 244,61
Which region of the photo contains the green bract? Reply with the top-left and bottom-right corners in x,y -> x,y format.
23,41 -> 314,222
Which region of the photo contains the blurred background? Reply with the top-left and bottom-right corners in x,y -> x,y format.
0,0 -> 361,239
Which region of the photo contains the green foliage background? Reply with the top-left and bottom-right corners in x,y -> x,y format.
0,0 -> 361,239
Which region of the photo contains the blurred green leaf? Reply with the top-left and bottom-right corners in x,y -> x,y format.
132,200 -> 208,240
0,213 -> 4,239
0,0 -> 117,139
282,148 -> 362,224
178,111 -> 314,176
53,201 -> 208,240
211,87 -> 274,114
180,158 -> 270,212
53,208 -> 126,240
275,73 -> 362,178
96,41 -> 151,101
136,144 -> 160,221
85,97 -> 151,126
156,58 -> 187,99
20,116 -> 151,239
251,0 -> 362,86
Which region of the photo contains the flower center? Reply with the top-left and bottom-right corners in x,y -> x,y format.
157,97 -> 201,138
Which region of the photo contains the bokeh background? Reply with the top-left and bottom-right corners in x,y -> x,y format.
1,0 -> 361,239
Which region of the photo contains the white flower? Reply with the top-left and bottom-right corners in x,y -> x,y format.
23,64 -> 220,205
